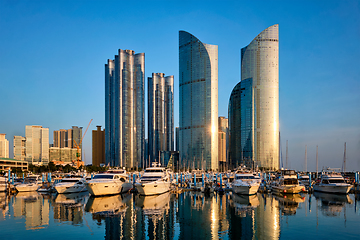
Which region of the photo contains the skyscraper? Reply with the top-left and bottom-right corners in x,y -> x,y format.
148,73 -> 174,163
218,117 -> 228,171
179,31 -> 218,171
14,135 -> 26,160
105,49 -> 145,168
229,24 -> 279,170
25,125 -> 49,165
0,134 -> 9,158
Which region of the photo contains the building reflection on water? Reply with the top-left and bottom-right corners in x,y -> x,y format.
2,190 -> 358,239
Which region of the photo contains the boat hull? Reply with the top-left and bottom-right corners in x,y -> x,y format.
86,180 -> 132,196
232,184 -> 260,195
313,184 -> 352,194
135,181 -> 170,196
55,183 -> 87,194
271,185 -> 304,194
16,183 -> 38,192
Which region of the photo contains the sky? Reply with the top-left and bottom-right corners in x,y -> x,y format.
0,0 -> 359,171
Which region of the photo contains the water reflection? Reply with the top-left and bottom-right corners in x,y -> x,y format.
53,192 -> 87,225
13,191 -> 49,230
314,191 -> 353,217
0,191 -> 359,239
272,193 -> 305,216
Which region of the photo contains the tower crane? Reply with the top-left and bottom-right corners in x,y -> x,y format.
73,119 -> 93,168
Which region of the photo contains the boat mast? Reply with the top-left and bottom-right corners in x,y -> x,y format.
316,145 -> 318,179
305,145 -> 307,173
286,140 -> 288,170
343,142 -> 346,173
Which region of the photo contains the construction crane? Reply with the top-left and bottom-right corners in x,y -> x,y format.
73,119 -> 93,168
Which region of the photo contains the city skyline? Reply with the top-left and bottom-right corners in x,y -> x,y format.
0,1 -> 359,171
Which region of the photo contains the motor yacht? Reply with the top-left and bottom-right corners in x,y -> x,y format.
271,170 -> 305,194
231,171 -> 261,195
85,169 -> 132,196
313,173 -> 352,194
54,175 -> 87,194
15,176 -> 39,192
135,163 -> 171,196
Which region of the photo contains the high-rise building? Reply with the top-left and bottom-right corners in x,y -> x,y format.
229,24 -> 279,170
179,31 -> 218,171
218,117 -> 228,171
92,125 -> 105,166
14,135 -> 26,160
0,134 -> 9,158
148,73 -> 174,163
105,49 -> 145,168
175,127 -> 179,152
53,127 -> 82,149
25,125 -> 49,165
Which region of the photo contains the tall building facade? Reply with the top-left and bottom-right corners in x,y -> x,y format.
229,24 -> 279,170
179,31 -> 218,171
218,117 -> 228,171
25,125 -> 49,165
105,49 -> 145,168
92,125 -> 105,166
0,134 -> 9,158
14,135 -> 26,160
148,73 -> 174,163
53,126 -> 82,149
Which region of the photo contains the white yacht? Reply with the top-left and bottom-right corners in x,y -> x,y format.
54,175 -> 87,194
16,176 -> 39,192
271,170 -> 305,194
231,171 -> 261,195
0,176 -> 7,192
135,163 -> 170,196
313,173 -> 352,194
85,169 -> 132,196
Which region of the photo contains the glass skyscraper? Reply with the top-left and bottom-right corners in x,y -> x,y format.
229,24 -> 279,170
148,73 -> 174,163
105,49 -> 145,168
179,31 -> 218,171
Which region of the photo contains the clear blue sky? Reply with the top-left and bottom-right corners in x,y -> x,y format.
1,0 -> 359,171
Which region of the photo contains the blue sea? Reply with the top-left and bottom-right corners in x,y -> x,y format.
0,191 -> 359,239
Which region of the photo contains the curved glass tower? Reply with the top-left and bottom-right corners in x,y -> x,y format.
229,24 -> 279,170
179,31 -> 218,171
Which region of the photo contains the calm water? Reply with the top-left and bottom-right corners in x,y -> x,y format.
0,191 -> 359,239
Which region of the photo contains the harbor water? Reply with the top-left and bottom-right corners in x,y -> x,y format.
0,191 -> 359,239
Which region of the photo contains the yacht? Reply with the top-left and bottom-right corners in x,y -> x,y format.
313,173 -> 352,194
15,176 -> 39,192
135,163 -> 171,196
85,169 -> 132,196
54,175 -> 87,194
231,171 -> 261,195
271,170 -> 305,194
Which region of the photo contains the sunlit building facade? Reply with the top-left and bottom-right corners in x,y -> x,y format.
92,125 -> 105,166
229,24 -> 279,170
0,134 -> 9,158
179,31 -> 218,171
148,73 -> 174,163
14,135 -> 26,160
105,49 -> 145,168
25,125 -> 49,165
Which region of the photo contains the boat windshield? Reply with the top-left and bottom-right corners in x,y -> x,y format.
93,175 -> 114,179
284,179 -> 298,185
60,179 -> 79,183
236,175 -> 256,180
328,179 -> 345,184
145,169 -> 164,173
141,176 -> 162,182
